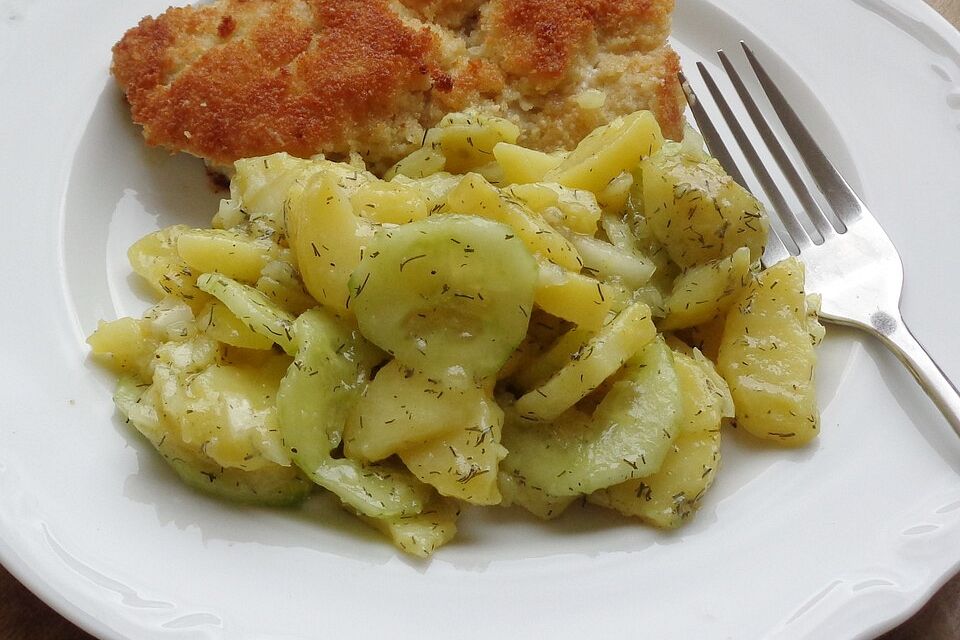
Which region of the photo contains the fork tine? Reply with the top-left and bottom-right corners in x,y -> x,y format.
696,60 -> 814,252
740,42 -> 866,225
677,71 -> 748,188
679,70 -> 792,266
717,50 -> 840,240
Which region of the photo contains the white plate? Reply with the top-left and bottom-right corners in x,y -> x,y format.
2,1 -> 959,638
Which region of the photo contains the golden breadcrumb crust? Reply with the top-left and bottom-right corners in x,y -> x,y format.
113,0 -> 683,173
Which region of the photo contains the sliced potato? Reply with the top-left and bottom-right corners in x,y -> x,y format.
597,171 -> 634,214
678,313 -> 727,363
359,495 -> 460,558
494,143 -> 564,185
350,180 -> 429,224
391,172 -> 461,214
255,260 -> 317,316
641,141 -> 768,268
128,225 -> 208,309
197,301 -> 276,350
514,301 -> 656,422
534,261 -> 612,331
589,429 -> 721,528
668,341 -> 734,434
498,470 -> 577,520
428,111 -> 520,175
232,153 -> 313,223
446,173 -> 582,271
385,146 -> 446,180
153,342 -> 294,470
717,258 -> 820,445
511,325 -> 593,392
287,171 -> 375,316
544,111 -> 664,193
400,395 -> 506,505
660,247 -> 752,330
344,361 -> 493,462
87,316 -> 159,377
176,228 -> 276,284
117,376 -> 312,506
506,182 -> 601,235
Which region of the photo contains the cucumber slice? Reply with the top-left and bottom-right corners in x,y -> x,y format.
277,309 -> 431,518
198,273 -> 297,355
501,337 -> 682,496
349,215 -> 537,379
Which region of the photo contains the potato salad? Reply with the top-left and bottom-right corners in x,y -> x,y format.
88,110 -> 824,557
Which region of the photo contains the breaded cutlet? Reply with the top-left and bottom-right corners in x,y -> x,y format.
113,0 -> 684,173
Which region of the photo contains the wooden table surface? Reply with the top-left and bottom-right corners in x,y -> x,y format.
3,1 -> 960,638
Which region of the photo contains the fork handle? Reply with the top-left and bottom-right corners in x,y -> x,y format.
867,312 -> 960,437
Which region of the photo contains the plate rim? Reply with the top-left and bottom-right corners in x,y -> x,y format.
1,1 -> 959,638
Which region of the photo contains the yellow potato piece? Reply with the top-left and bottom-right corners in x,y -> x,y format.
661,247 -> 752,330
255,260 -> 317,316
390,172 -> 461,214
429,111 -> 520,175
498,470 -> 577,520
232,153 -> 314,222
350,180 -> 429,224
128,225 -> 208,310
511,325 -> 594,392
385,145 -> 446,180
589,429 -> 721,529
232,153 -> 374,229
544,111 -> 663,193
494,142 -> 564,185
506,182 -> 601,235
287,171 -> 375,316
514,301 -> 656,422
343,361 -> 492,462
669,344 -> 734,434
177,228 -> 276,284
641,142 -> 768,268
400,395 -> 506,506
596,171 -> 634,214
678,313 -> 727,363
359,496 -> 460,558
717,258 -> 820,445
446,173 -> 582,271
115,377 -> 312,507
87,317 -> 158,377
197,301 -> 275,350
151,337 -> 293,471
534,261 -> 612,331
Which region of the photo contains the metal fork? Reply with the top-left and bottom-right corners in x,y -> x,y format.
679,42 -> 960,437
